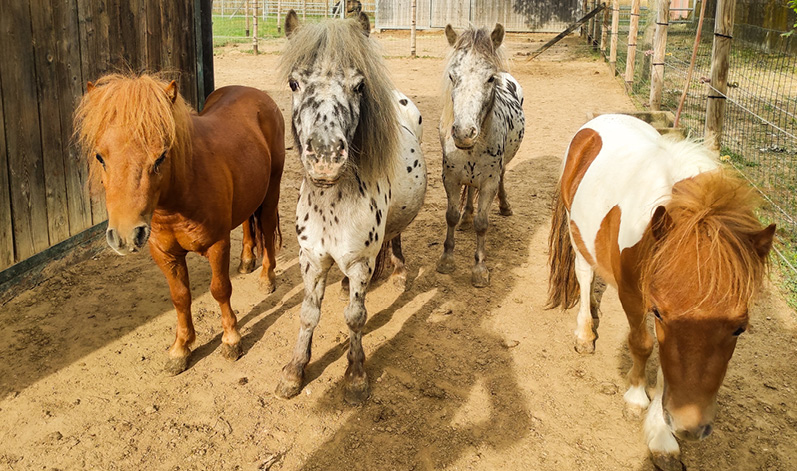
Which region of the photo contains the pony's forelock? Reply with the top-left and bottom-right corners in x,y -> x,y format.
642,170 -> 770,314
279,18 -> 399,183
73,73 -> 193,195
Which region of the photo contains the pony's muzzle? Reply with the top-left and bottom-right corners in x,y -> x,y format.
665,409 -> 714,441
305,137 -> 347,185
451,124 -> 478,149
106,224 -> 151,255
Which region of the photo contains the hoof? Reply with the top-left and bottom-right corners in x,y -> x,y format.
471,266 -> 490,288
238,258 -> 257,274
259,277 -> 276,294
165,355 -> 189,376
651,453 -> 685,471
436,255 -> 455,274
499,206 -> 513,216
220,342 -> 242,361
574,337 -> 596,354
390,271 -> 408,291
343,377 -> 370,405
275,375 -> 303,399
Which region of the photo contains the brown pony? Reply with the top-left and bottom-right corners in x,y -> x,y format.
547,114 -> 774,468
74,74 -> 284,374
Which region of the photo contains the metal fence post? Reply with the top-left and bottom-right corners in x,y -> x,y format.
705,0 -> 736,151
649,0 -> 670,110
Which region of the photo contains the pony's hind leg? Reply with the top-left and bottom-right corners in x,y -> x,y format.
458,186 -> 475,231
437,179 -> 461,274
573,252 -> 598,353
389,234 -> 407,290
276,251 -> 331,399
238,217 -> 257,274
150,247 -> 196,375
342,258 -> 374,405
471,183 -> 500,287
207,237 -> 243,362
498,170 -> 512,216
259,195 -> 281,293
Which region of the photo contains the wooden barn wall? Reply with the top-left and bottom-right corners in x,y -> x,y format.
0,0 -> 213,272
375,0 -> 582,32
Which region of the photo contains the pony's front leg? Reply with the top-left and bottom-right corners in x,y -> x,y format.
275,251 -> 331,399
621,292 -> 654,416
573,252 -> 598,353
645,368 -> 681,470
471,183 -> 499,287
207,237 -> 243,361
437,178 -> 461,274
150,246 -> 195,375
341,258 -> 374,405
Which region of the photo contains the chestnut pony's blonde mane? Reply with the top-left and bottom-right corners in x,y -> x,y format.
73,73 -> 194,195
440,26 -> 508,131
642,169 -> 770,313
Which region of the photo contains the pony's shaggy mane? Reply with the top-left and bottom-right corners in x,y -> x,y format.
73,73 -> 193,195
440,26 -> 508,132
279,18 -> 399,183
642,169 -> 770,314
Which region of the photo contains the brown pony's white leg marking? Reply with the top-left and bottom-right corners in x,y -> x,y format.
645,368 -> 681,468
573,253 -> 597,354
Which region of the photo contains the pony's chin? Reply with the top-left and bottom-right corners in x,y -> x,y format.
454,141 -> 476,150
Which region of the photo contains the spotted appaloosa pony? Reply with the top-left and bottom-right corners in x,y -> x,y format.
74,74 -> 284,374
275,11 -> 427,404
436,24 -> 525,288
547,114 -> 775,469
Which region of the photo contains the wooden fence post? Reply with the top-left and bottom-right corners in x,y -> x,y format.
625,0 -> 640,86
277,0 -> 282,33
325,0 -> 329,18
303,0 -> 306,21
588,0 -> 595,44
245,0 -> 250,37
600,3 -> 609,53
410,0 -> 417,57
609,0 -> 619,74
649,0 -> 670,110
252,0 -> 258,54
582,0 -> 589,37
705,0 -> 736,152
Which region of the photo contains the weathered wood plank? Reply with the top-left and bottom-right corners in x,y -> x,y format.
30,0 -> 72,246
54,0 -> 92,236
146,0 -> 162,70
0,78 -> 13,269
200,0 -> 215,101
0,1 -> 51,260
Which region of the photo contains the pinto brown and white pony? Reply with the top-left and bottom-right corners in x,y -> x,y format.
547,114 -> 774,468
74,74 -> 284,374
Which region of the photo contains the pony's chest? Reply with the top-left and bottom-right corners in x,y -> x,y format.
442,146 -> 504,185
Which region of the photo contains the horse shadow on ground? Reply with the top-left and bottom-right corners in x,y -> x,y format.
287,157 -> 557,470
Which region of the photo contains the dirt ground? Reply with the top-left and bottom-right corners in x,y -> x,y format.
2,35 -> 797,471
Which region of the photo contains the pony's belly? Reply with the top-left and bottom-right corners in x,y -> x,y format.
386,133 -> 427,240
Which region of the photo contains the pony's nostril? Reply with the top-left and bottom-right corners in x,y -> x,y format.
106,228 -> 120,248
701,424 -> 713,439
306,139 -> 314,153
339,139 -> 346,151
133,225 -> 150,248
468,127 -> 477,139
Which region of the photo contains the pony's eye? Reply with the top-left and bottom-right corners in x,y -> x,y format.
732,326 -> 746,336
289,79 -> 299,92
95,153 -> 105,167
153,152 -> 166,172
487,76 -> 495,83
652,308 -> 663,321
354,81 -> 365,94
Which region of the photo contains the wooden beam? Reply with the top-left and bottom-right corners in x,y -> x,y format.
0,71 -> 12,270
609,0 -> 620,75
525,3 -> 607,61
625,0 -> 641,86
705,0 -> 736,151
649,0 -> 670,110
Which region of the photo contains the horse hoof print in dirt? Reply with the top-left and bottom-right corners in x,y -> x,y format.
74,74 -> 285,375
436,23 -> 525,288
275,10 -> 427,404
548,113 -> 775,464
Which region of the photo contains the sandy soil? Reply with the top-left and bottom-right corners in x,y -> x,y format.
1,35 -> 796,471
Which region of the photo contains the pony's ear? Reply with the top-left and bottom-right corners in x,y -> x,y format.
750,223 -> 776,258
357,11 -> 370,36
285,9 -> 300,38
491,23 -> 505,49
164,81 -> 178,104
650,205 -> 673,241
86,81 -> 95,93
445,24 -> 457,47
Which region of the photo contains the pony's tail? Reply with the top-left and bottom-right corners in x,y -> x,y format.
372,238 -> 392,281
546,187 -> 580,310
248,205 -> 282,261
